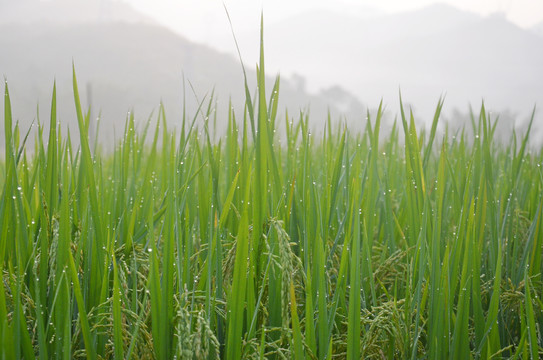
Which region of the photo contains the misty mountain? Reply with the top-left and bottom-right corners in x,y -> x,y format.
532,21 -> 543,37
0,1 -> 364,148
239,4 -> 542,129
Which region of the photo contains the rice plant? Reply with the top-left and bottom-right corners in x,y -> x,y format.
1,24 -> 542,359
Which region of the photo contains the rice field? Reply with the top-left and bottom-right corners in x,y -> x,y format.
1,33 -> 543,359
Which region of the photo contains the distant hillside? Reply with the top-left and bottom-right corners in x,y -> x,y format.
532,21 -> 543,37
0,20 -> 363,148
237,4 -> 543,130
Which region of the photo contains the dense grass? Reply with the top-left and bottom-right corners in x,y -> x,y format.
1,30 -> 543,359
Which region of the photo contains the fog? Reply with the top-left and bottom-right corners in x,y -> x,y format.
1,0 -> 542,146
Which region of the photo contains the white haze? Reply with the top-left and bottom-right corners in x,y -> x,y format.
122,0 -> 543,124
1,0 -> 542,144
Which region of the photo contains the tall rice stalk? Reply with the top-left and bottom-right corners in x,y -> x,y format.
0,23 -> 542,359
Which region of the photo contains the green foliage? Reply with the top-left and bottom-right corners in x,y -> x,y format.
1,31 -> 543,360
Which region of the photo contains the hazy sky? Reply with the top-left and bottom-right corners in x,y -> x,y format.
126,0 -> 543,46
120,0 -> 543,122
